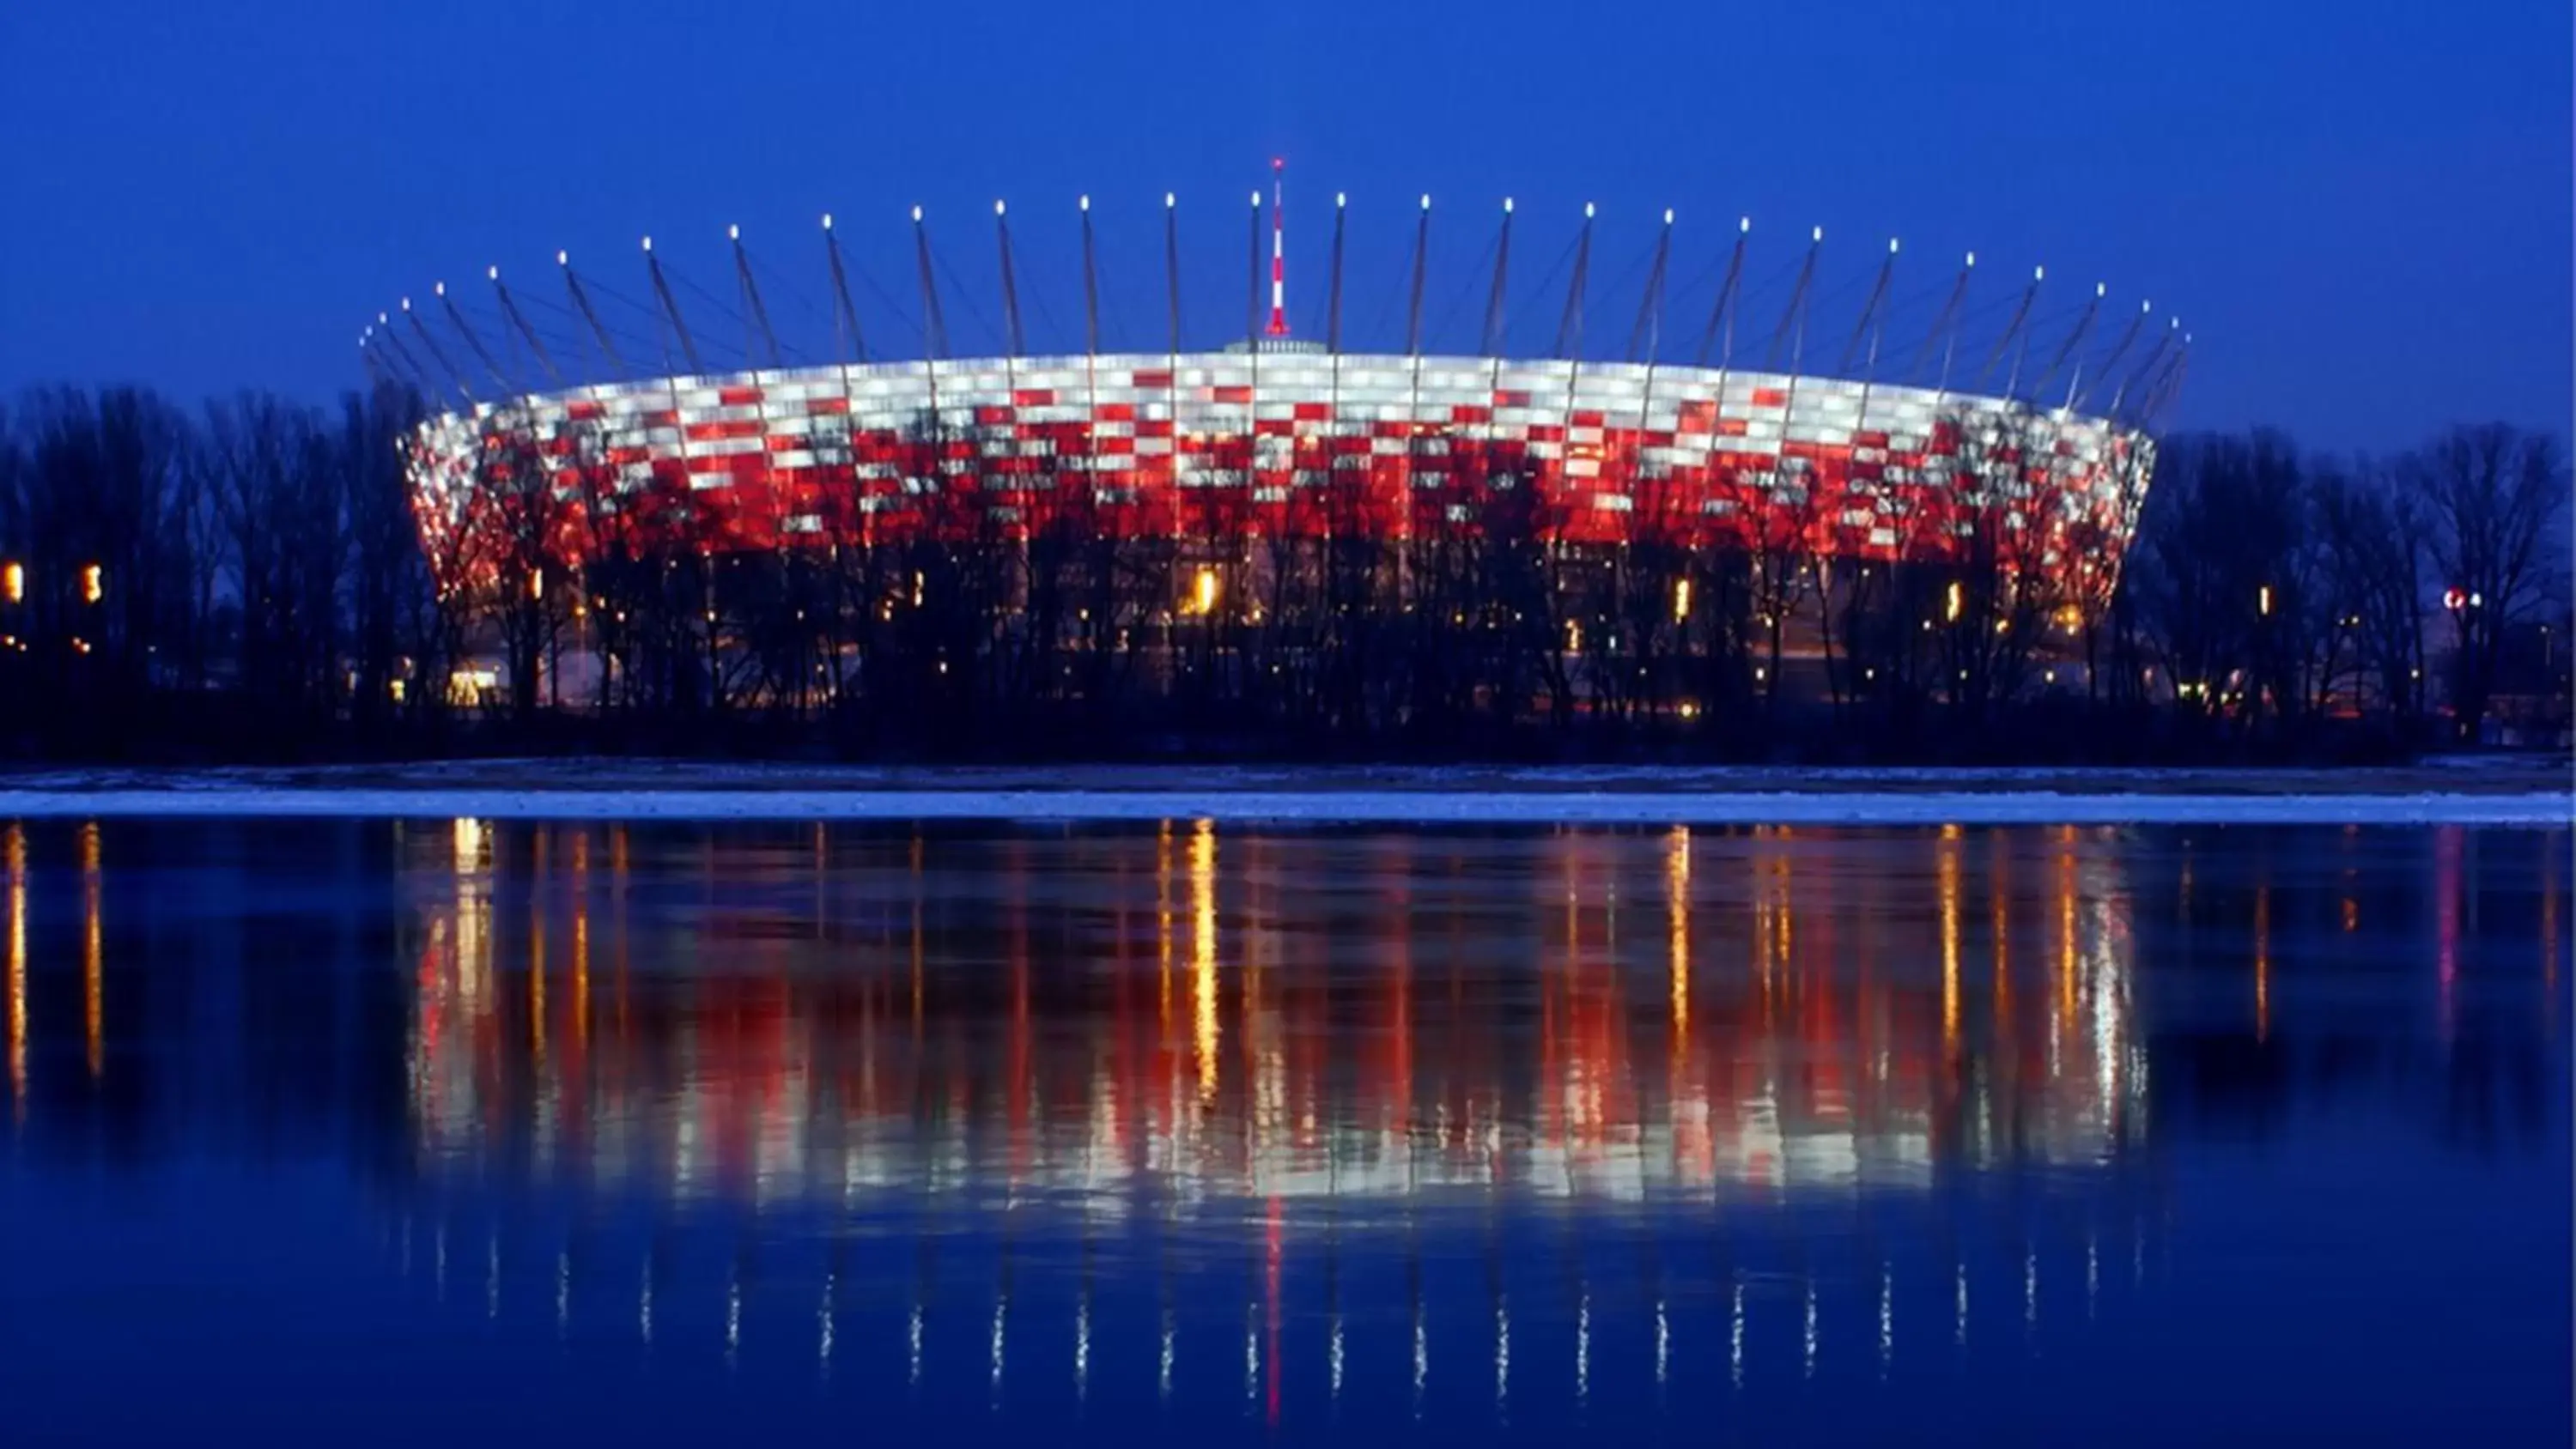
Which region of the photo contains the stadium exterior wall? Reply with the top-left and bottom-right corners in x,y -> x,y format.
410,350 -> 2154,595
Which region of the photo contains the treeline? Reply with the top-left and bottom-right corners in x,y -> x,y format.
0,384 -> 2565,763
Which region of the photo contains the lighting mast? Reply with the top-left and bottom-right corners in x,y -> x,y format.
1265,158 -> 1290,337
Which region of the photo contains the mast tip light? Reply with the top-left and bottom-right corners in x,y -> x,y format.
822,212 -> 834,230
1740,215 -> 1751,233
1812,225 -> 1824,242
2034,264 -> 2045,281
556,249 -> 568,266
1889,236 -> 1900,253
1165,191 -> 1176,208
994,199 -> 1006,215
641,235 -> 653,252
1664,208 -> 1674,225
1078,195 -> 1090,212
1420,193 -> 1431,210
486,264 -> 499,281
433,281 -> 445,297
1334,191 -> 1346,208
1584,201 -> 1596,219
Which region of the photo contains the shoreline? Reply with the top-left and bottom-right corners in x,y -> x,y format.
1,761 -> 2564,826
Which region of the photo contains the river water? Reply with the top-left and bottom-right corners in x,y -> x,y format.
0,819 -> 2565,1444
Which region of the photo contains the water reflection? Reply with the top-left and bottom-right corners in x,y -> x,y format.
0,818 -> 2565,1440
431,822 -> 2166,1213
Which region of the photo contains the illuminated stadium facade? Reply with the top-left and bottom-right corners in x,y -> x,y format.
378,172 -> 2182,724
409,349 -> 2151,563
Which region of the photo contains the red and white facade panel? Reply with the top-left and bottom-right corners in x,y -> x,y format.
410,352 -> 2151,583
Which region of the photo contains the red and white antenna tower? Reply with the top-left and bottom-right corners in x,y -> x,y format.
1265,157 -> 1289,337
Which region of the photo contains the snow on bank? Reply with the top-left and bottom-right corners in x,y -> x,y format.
0,788 -> 2564,827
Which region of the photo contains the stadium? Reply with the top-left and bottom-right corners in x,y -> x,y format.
378,169 -> 2181,732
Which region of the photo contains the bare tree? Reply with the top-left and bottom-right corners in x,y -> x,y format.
2405,424 -> 2568,742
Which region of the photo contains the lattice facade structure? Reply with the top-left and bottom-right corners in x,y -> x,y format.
409,351 -> 2154,591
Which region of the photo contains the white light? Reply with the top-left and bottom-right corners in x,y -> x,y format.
1812,225 -> 1824,242
1252,189 -> 1262,206
1739,215 -> 1751,233
2142,299 -> 2152,312
1078,195 -> 1090,212
2095,281 -> 2106,297
487,264 -> 499,282
434,281 -> 446,297
1663,208 -> 1675,225
1503,197 -> 1514,214
1334,191 -> 1346,208
378,312 -> 389,324
556,249 -> 568,266
1965,251 -> 1977,267
400,296 -> 411,312
1889,236 -> 1900,253
728,223 -> 740,240
642,235 -> 654,252
1165,191 -> 1176,209
1584,201 -> 1596,219
2170,316 -> 2180,328
822,212 -> 834,230
2034,264 -> 2045,282
910,205 -> 923,222
994,199 -> 1006,216
1420,193 -> 1431,211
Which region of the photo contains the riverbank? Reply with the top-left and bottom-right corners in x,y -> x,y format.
0,759 -> 2565,824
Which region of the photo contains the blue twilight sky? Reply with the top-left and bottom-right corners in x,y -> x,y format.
1,0 -> 2567,453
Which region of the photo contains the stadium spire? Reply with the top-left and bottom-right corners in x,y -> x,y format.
490,265 -> 562,386
641,235 -> 703,376
1554,203 -> 1595,359
560,252 -> 629,377
823,214 -> 867,364
1078,196 -> 1100,357
993,201 -> 1024,357
1326,191 -> 1346,355
1245,188 -> 1265,342
1693,217 -> 1749,368
1266,158 -> 1290,337
402,296 -> 473,400
1625,209 -> 1674,364
730,225 -> 781,369
435,278 -> 511,392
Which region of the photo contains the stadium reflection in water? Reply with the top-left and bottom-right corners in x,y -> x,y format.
0,818 -> 2566,1443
